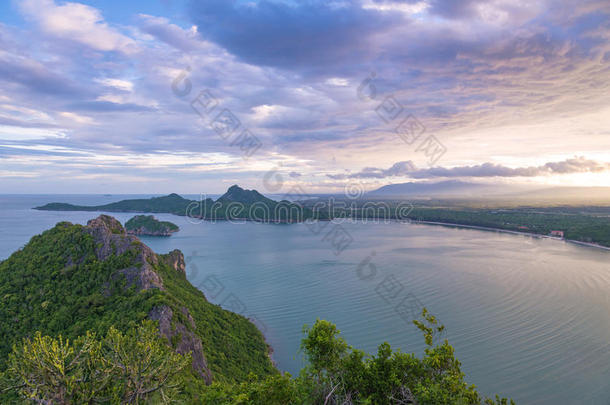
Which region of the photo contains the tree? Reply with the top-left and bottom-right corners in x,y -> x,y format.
2,321 -> 190,404
296,309 -> 515,405
2,312 -> 515,404
102,321 -> 190,403
2,331 -> 105,404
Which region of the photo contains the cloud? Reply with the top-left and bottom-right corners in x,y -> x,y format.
186,0 -> 558,75
66,101 -> 155,113
188,0 -> 400,72
0,125 -> 67,141
328,161 -> 417,179
94,78 -> 133,92
0,52 -> 86,96
1,0 -> 610,192
137,14 -> 204,52
426,0 -> 542,24
18,0 -> 136,53
327,157 -> 610,180
408,157 -> 610,179
58,111 -> 95,125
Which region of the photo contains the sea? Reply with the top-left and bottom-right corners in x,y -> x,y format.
1,194 -> 609,404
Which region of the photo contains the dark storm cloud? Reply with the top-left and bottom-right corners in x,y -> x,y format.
188,0 -> 400,72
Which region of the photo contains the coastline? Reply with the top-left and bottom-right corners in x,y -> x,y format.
30,205 -> 610,252
565,239 -> 610,251
407,219 -> 610,251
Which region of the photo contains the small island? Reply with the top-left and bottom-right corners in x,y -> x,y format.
125,215 -> 179,236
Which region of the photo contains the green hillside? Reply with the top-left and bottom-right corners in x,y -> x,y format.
0,215 -> 275,389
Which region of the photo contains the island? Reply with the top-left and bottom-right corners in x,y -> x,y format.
34,192 -> 193,215
125,215 -> 179,236
34,184 -> 610,247
34,185 -> 322,223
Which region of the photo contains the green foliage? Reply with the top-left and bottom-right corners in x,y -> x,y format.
0,222 -> 153,369
313,200 -> 610,247
405,207 -> 610,247
0,221 -> 275,388
300,320 -> 348,374
152,246 -> 276,382
296,309 -> 515,405
34,187 -> 610,244
35,193 -> 193,215
2,321 -> 190,404
413,307 -> 445,346
3,330 -> 104,403
197,309 -> 515,405
102,321 -> 190,403
35,188 -> 323,222
201,373 -> 302,405
125,215 -> 179,235
0,219 -> 515,403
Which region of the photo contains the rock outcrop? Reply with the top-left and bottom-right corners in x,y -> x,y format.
161,249 -> 186,276
86,215 -> 163,291
149,305 -> 213,384
127,228 -> 174,236
85,215 -> 212,383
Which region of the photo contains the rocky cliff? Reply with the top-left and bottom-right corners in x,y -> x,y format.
0,215 -> 275,386
86,215 -> 211,382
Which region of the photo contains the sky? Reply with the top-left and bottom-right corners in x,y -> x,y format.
0,0 -> 609,194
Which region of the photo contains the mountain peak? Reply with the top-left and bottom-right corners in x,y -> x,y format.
87,214 -> 125,235
217,185 -> 274,205
85,215 -> 163,291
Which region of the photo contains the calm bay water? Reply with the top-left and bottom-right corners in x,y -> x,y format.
1,194 -> 610,404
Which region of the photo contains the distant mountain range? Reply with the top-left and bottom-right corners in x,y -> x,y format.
510,186 -> 610,202
35,185 -> 320,222
369,180 -> 495,197
368,180 -> 610,202
34,183 -> 610,221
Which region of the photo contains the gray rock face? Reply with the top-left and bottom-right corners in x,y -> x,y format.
86,215 -> 213,385
115,266 -> 163,291
87,214 -> 125,234
86,215 -> 163,291
161,249 -> 186,276
127,227 -> 174,236
149,305 -> 213,385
